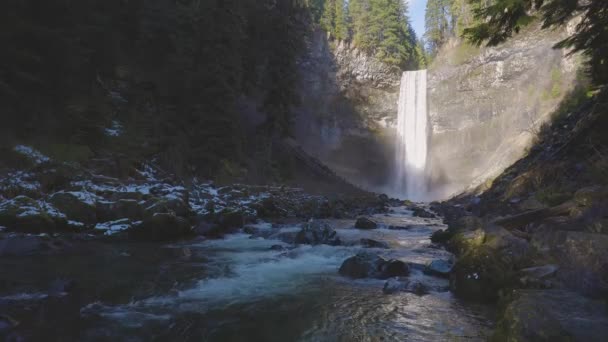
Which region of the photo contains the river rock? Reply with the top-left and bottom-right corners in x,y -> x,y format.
48,191 -> 97,224
339,253 -> 409,279
339,253 -> 386,279
355,217 -> 377,229
381,260 -> 410,278
0,196 -> 67,233
360,238 -> 389,249
424,259 -> 453,278
129,213 -> 192,241
494,290 -> 608,341
411,207 -> 436,218
383,278 -> 430,295
295,221 -> 341,246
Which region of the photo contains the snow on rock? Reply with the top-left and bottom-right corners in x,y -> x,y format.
104,120 -> 124,137
13,145 -> 50,165
95,218 -> 137,235
0,171 -> 41,195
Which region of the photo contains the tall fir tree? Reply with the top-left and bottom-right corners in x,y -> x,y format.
424,0 -> 452,55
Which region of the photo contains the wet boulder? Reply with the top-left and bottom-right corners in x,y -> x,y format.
381,259 -> 410,278
339,253 -> 386,279
360,238 -> 389,249
129,213 -> 192,241
339,253 -> 409,279
295,221 -> 341,246
383,278 -> 430,295
355,217 -> 377,229
411,207 -> 436,218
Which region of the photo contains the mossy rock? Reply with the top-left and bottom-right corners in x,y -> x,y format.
0,196 -> 68,233
446,229 -> 485,255
48,191 -> 97,224
129,213 -> 193,241
450,244 -> 515,302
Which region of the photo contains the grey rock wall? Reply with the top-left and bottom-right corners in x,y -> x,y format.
427,23 -> 579,198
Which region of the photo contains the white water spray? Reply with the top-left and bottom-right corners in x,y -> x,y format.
394,70 -> 428,200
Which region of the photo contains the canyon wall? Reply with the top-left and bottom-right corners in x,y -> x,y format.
295,23 -> 579,199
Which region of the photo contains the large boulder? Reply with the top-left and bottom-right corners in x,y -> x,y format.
339,253 -> 386,279
129,213 -> 192,241
450,245 -> 515,302
494,290 -> 608,341
47,191 -> 97,224
0,196 -> 67,233
295,221 -> 341,246
531,230 -> 608,296
355,217 -> 378,229
339,253 -> 409,279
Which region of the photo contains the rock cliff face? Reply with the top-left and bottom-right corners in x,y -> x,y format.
293,30 -> 401,189
427,22 -> 579,198
295,23 -> 579,199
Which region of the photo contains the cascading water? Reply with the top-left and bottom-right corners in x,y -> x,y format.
394,70 -> 428,201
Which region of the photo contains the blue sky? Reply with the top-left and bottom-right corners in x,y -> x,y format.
407,0 -> 427,40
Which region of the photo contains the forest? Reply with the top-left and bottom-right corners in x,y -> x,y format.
0,0 -> 607,341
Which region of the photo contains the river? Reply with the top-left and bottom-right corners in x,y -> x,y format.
0,206 -> 494,341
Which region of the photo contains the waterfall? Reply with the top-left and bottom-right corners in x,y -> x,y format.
394,70 -> 428,200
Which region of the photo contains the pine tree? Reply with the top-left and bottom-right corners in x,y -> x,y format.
424,0 -> 452,55
334,0 -> 348,41
320,0 -> 336,35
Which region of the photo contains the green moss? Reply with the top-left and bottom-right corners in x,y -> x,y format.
451,244 -> 516,302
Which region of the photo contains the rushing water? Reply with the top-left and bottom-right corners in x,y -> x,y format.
0,208 -> 494,341
394,70 -> 429,201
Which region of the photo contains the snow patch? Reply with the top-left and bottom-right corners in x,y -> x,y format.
13,145 -> 50,165
104,121 -> 124,137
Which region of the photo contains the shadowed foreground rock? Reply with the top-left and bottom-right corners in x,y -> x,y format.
494,290 -> 608,341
